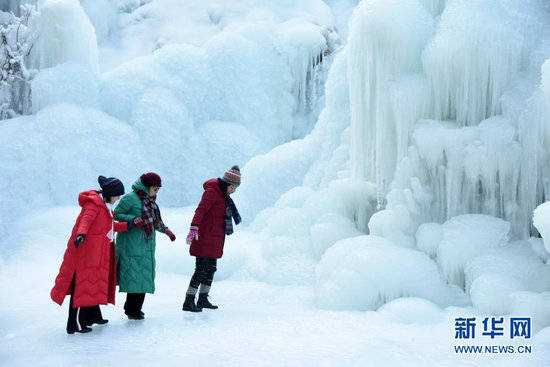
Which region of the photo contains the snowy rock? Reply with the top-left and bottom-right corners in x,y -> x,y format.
464,241 -> 550,295
510,292 -> 550,333
309,213 -> 362,259
31,62 -> 99,112
437,214 -> 510,288
315,235 -> 468,310
469,273 -> 525,315
416,222 -> 442,258
377,297 -> 446,325
533,201 -> 550,253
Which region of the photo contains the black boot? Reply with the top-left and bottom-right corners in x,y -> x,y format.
125,293 -> 145,320
67,325 -> 92,334
182,295 -> 202,312
197,294 -> 218,309
83,306 -> 108,326
125,310 -> 144,320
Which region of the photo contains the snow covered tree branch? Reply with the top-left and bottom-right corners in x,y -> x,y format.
0,4 -> 37,119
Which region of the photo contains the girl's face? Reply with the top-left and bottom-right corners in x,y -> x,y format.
109,196 -> 120,204
227,185 -> 237,195
149,186 -> 160,196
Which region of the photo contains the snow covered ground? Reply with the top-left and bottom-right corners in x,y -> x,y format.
1,208 -> 550,366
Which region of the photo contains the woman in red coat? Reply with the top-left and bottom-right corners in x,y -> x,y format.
183,166 -> 242,312
51,176 -> 142,334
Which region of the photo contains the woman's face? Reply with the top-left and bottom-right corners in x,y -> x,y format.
109,196 -> 120,204
227,185 -> 237,195
149,186 -> 160,196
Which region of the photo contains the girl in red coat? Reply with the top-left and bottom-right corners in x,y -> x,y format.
183,166 -> 242,312
51,176 -> 142,334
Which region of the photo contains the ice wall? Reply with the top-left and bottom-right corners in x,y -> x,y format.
80,0 -> 118,44
232,0 -> 550,318
348,0 -> 550,237
1,0 -> 341,241
34,0 -> 98,72
348,0 -> 434,203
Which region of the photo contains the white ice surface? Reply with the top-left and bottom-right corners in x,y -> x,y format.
1,207 -> 549,366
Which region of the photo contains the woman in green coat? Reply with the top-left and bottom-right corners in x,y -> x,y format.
114,172 -> 176,319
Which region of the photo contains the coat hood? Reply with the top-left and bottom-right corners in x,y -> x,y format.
78,190 -> 105,208
132,178 -> 148,195
204,178 -> 223,195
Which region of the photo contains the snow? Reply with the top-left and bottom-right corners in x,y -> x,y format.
2,208 -> 549,366
469,273 -> 526,315
416,222 -> 442,258
314,235 -> 468,311
31,62 -> 99,112
436,215 -> 510,288
511,292 -> 550,334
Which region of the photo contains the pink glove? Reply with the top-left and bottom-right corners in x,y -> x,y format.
186,226 -> 199,245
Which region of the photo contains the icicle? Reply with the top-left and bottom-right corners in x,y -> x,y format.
348,0 -> 434,198
422,0 -> 543,127
34,0 -> 99,73
276,20 -> 338,138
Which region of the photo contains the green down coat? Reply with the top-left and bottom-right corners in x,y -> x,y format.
114,178 -> 165,293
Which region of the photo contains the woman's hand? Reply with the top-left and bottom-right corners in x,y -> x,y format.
186,226 -> 199,245
133,217 -> 144,227
127,217 -> 144,230
165,228 -> 176,242
74,234 -> 86,248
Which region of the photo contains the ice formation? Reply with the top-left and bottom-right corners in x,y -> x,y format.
347,0 -> 550,237
315,235 -> 468,310
34,0 -> 99,72
3,0 -> 550,333
1,0 -> 338,239
238,0 -> 550,323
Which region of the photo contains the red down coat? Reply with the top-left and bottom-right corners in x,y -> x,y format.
190,179 -> 227,259
51,190 -> 128,308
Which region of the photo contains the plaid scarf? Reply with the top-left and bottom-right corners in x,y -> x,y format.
137,190 -> 166,239
224,195 -> 241,235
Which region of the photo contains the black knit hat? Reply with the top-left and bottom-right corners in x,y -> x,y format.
98,176 -> 125,197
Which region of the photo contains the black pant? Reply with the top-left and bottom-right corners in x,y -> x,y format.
66,278 -> 103,332
189,257 -> 217,290
124,293 -> 146,315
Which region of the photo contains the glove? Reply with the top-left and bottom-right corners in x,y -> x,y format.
127,217 -> 144,230
165,227 -> 176,242
134,217 -> 144,227
186,226 -> 199,245
74,234 -> 86,248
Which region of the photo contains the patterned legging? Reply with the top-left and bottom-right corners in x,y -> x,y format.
188,257 -> 217,294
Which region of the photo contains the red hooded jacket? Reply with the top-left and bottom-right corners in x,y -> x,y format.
51,190 -> 128,308
190,179 -> 227,258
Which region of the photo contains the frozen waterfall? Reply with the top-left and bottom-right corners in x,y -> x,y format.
348,0 -> 550,237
